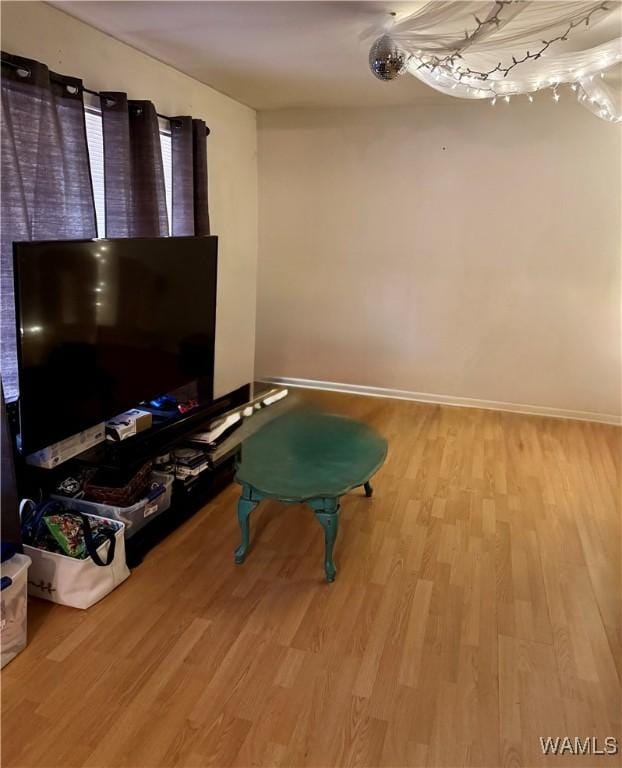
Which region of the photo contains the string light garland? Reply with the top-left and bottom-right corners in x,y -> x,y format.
482,78 -> 622,123
413,0 -> 512,75
414,1 -> 612,83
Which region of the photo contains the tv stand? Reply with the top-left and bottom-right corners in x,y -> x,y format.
17,383 -> 252,567
76,385 -> 250,472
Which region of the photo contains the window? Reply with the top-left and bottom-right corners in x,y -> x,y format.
84,104 -> 173,237
84,108 -> 106,238
160,126 -> 173,231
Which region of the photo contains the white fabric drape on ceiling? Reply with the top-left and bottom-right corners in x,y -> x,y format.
374,1 -> 622,121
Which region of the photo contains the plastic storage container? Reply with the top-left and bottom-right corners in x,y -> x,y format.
54,472 -> 173,538
1,553 -> 31,668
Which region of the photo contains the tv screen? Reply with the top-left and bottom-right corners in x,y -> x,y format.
13,236 -> 218,454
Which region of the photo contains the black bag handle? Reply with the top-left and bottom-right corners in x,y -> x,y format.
20,499 -> 60,544
21,500 -> 117,566
77,512 -> 116,567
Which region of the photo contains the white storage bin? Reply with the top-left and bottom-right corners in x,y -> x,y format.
53,472 -> 173,538
1,553 -> 31,668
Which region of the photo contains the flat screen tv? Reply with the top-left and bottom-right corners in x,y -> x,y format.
13,236 -> 218,454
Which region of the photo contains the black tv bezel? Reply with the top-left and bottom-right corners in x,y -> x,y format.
12,235 -> 218,455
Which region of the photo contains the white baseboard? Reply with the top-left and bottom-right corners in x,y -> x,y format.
263,376 -> 621,426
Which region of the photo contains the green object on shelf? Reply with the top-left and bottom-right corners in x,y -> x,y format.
234,408 -> 387,582
44,514 -> 86,559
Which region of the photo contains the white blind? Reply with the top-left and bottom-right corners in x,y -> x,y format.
160,128 -> 173,233
84,107 -> 173,237
85,108 -> 106,238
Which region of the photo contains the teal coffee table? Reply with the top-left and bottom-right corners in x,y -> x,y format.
233,409 -> 388,581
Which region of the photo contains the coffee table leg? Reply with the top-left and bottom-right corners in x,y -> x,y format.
235,486 -> 259,565
311,498 -> 340,582
364,481 -> 373,497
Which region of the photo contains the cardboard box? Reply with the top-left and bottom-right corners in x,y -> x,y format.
26,423 -> 105,469
105,409 -> 152,442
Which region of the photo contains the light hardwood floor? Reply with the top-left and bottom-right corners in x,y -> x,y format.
2,391 -> 620,768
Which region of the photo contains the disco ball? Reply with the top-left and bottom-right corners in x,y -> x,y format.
369,34 -> 408,81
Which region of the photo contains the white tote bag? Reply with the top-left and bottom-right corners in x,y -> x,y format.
20,501 -> 130,610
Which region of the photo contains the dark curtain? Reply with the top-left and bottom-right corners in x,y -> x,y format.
100,92 -> 169,238
1,53 -> 97,401
1,383 -> 21,547
171,117 -> 211,236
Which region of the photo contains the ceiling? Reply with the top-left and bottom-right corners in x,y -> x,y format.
51,1 -> 447,109
53,1 -> 621,111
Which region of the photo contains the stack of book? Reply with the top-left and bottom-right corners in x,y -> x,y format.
171,386 -> 291,485
170,447 -> 211,480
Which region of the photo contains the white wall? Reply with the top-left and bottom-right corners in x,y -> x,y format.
257,104 -> 622,421
1,1 -> 258,399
